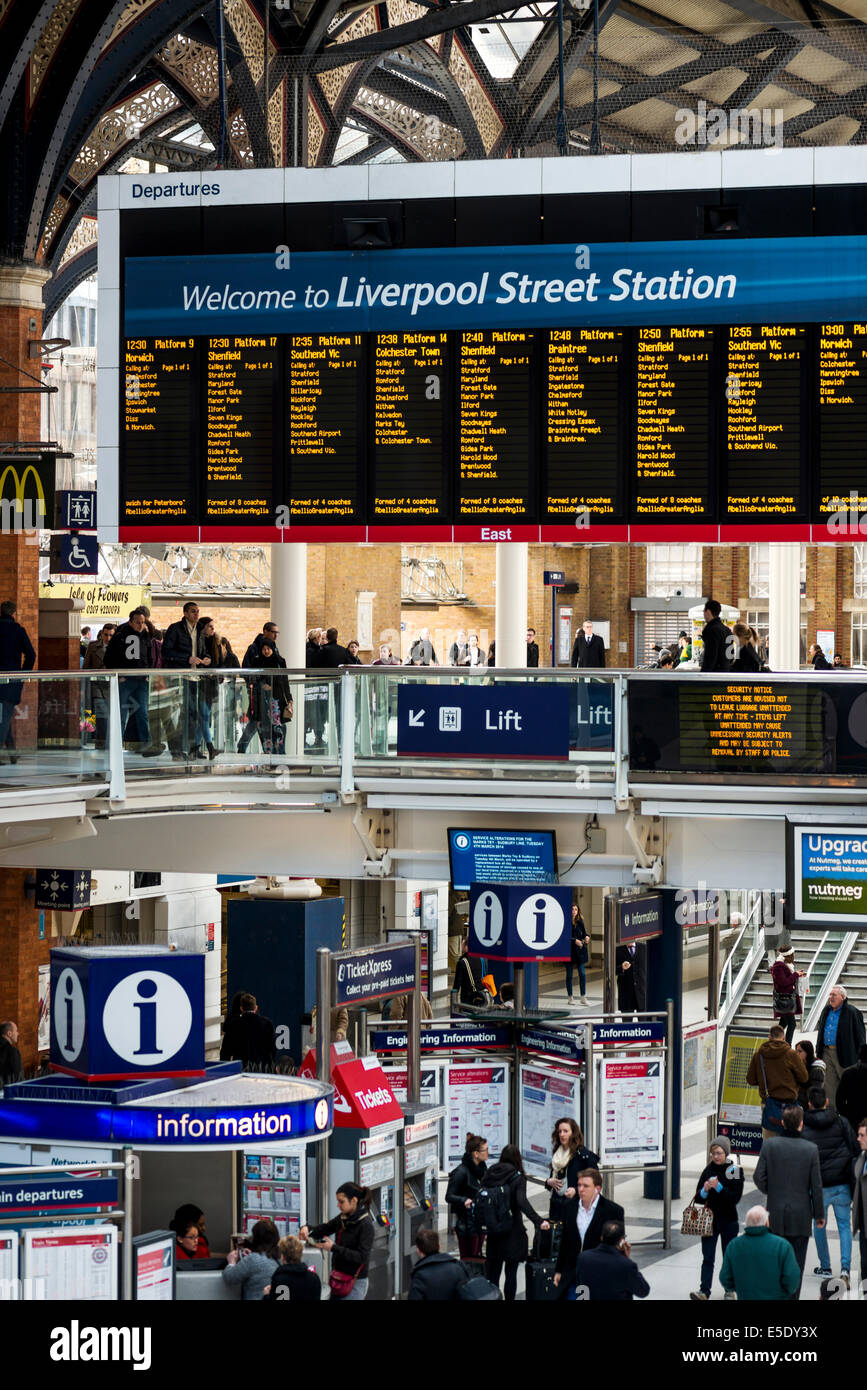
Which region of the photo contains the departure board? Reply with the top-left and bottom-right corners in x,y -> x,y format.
288,333 -> 363,521
817,322 -> 867,517
205,335 -> 278,521
724,325 -> 807,520
457,329 -> 536,519
633,327 -> 716,520
123,337 -> 197,522
372,331 -> 449,522
545,328 -> 625,521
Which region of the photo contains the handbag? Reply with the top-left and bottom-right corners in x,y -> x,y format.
681,1202 -> 714,1237
328,1268 -> 358,1298
773,988 -> 796,1013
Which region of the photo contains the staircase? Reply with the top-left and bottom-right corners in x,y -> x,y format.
839,935 -> 867,1018
732,928 -> 843,1034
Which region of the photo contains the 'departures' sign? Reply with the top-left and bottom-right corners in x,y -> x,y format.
787,823 -> 867,928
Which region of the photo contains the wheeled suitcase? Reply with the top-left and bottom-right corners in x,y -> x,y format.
525,1258 -> 559,1302
532,1222 -> 563,1261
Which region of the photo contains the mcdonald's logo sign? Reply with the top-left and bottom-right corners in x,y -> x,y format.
0,453 -> 55,533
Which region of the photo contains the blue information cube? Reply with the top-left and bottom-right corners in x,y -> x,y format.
50,946 -> 205,1082
397,684 -> 570,760
468,883 -> 573,962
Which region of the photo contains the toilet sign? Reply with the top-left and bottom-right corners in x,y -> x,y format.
49,946 -> 205,1082
468,883 -> 572,961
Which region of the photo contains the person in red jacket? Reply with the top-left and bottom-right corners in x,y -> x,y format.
771,949 -> 804,1045
174,1221 -> 209,1262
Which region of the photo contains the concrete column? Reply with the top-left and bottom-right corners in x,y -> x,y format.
270,542 -> 307,669
768,542 -> 801,671
495,542 -> 528,668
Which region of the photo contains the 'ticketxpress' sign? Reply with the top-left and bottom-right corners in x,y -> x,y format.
332,943 -> 417,1006
124,236 -> 867,335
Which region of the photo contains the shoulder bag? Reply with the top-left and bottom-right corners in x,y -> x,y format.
759,1053 -> 785,1133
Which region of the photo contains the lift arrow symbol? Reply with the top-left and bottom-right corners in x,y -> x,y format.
408,709 -> 425,727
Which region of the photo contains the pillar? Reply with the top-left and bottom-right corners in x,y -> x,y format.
494,541 -> 528,667
768,542 -> 801,671
270,542 -> 307,669
644,889 -> 683,1201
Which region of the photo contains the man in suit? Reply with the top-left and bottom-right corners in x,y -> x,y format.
615,941 -> 647,1015
553,1169 -> 624,1298
571,620 -> 606,669
0,1020 -> 23,1086
526,629 -> 539,668
815,985 -> 866,1106
219,993 -> 276,1069
754,1104 -> 825,1297
316,627 -> 351,668
574,1221 -> 650,1301
853,1119 -> 867,1287
699,598 -> 733,672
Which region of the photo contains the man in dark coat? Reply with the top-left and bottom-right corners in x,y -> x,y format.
574,1221 -> 650,1301
408,1230 -> 470,1300
615,941 -> 647,1015
0,1020 -> 23,1086
162,601 -> 209,758
526,629 -> 540,668
104,609 -> 159,753
700,598 -> 733,671
317,627 -> 351,669
219,993 -> 276,1068
803,1087 -> 859,1278
815,986 -> 866,1106
754,1105 -> 825,1296
0,600 -> 35,756
836,1044 -> 867,1131
244,621 -> 284,669
571,620 -> 606,669
853,1120 -> 867,1285
554,1169 -> 625,1297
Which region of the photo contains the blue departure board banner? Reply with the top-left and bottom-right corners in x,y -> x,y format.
124,237 -> 867,337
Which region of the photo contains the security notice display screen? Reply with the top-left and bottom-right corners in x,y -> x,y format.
448,828 -> 558,892
628,677 -> 867,780
98,168 -> 867,542
786,823 -> 867,928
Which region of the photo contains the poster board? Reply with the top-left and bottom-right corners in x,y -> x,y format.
786,822 -> 867,928
519,1063 -> 582,1178
0,1232 -> 17,1293
133,1230 -> 175,1301
682,1020 -> 719,1122
446,1062 -> 510,1165
381,1064 -> 442,1108
717,1028 -> 765,1154
598,1057 -> 664,1167
23,1224 -> 118,1300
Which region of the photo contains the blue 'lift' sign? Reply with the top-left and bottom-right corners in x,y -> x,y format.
396,684 -> 570,760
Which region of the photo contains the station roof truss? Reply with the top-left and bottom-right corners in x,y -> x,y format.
1,0 -> 865,326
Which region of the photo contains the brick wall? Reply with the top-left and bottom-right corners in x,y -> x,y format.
0,869 -> 47,1072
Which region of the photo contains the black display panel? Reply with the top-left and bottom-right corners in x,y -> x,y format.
372,330 -> 450,522
457,329 -> 537,520
817,321 -> 867,519
628,677 -> 867,779
288,333 -> 363,522
545,327 -> 625,521
632,326 -> 716,521
122,336 -> 197,523
724,324 -> 807,521
205,335 -> 279,522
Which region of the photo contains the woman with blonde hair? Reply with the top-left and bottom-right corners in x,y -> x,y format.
731,622 -> 762,673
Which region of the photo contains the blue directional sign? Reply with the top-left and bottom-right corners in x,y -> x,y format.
49,533 -> 99,576
397,685 -> 570,760
468,883 -> 573,962
0,1174 -> 118,1215
543,570 -> 565,587
56,490 -> 97,530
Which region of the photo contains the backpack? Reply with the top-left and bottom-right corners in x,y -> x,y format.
474,1182 -> 513,1236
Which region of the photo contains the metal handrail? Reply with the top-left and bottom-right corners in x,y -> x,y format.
718,892 -> 767,1028
805,931 -> 861,1030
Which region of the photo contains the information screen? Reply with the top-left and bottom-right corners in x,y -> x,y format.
372,330 -> 450,523
205,335 -> 278,522
628,677 -> 867,778
288,333 -> 363,522
817,321 -> 867,518
632,326 -> 716,521
123,336 -> 197,522
447,827 -> 558,891
724,324 -> 807,521
457,329 -> 536,520
545,327 -> 625,521
118,322 -> 862,533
